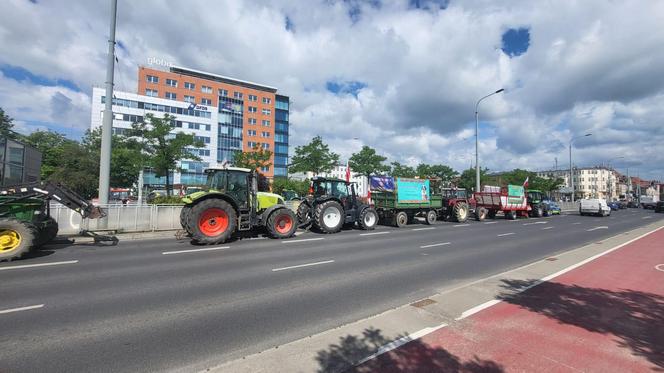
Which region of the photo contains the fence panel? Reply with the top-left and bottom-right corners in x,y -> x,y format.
50,204 -> 183,234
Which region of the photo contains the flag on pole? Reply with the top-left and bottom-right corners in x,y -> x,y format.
345,160 -> 351,182
523,176 -> 529,188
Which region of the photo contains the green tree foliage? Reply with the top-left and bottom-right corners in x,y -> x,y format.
416,164 -> 459,184
232,143 -> 273,171
83,127 -> 144,188
348,145 -> 389,179
289,136 -> 339,176
457,167 -> 490,192
127,113 -> 205,196
487,169 -> 565,192
272,177 -> 310,197
23,130 -> 76,180
0,108 -> 19,139
390,162 -> 417,178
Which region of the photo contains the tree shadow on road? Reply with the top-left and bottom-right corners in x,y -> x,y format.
498,279 -> 664,370
316,327 -> 503,373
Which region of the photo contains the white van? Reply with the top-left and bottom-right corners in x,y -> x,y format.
579,199 -> 611,217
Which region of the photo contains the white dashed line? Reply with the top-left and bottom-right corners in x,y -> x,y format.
162,247 -> 229,255
412,227 -> 435,231
419,242 -> 451,249
0,304 -> 44,315
642,216 -> 652,219
572,222 -> 581,225
587,226 -> 609,232
483,221 -> 497,225
523,221 -> 547,226
542,226 -> 554,230
282,237 -> 326,243
360,231 -> 390,236
272,260 -> 334,272
453,224 -> 470,227
497,232 -> 515,237
0,260 -> 78,271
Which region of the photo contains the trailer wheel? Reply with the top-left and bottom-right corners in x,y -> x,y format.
314,200 -> 344,234
297,201 -> 312,228
0,219 -> 36,261
453,202 -> 469,223
475,207 -> 488,221
425,210 -> 437,225
506,210 -> 517,220
487,209 -> 497,219
394,211 -> 408,228
359,207 -> 378,230
189,199 -> 237,244
266,208 -> 297,239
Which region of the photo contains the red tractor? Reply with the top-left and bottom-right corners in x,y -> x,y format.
438,188 -> 471,223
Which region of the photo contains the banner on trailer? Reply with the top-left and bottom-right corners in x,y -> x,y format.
370,176 -> 395,192
507,184 -> 525,204
396,178 -> 430,203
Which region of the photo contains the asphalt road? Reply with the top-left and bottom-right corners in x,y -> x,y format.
1,208 -> 662,372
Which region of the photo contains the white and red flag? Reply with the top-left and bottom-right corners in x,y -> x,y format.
345,161 -> 351,182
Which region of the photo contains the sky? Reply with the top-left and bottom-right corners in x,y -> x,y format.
1,0 -> 663,180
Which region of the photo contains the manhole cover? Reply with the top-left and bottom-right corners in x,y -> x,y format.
411,298 -> 437,308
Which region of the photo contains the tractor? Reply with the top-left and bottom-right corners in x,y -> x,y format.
0,181 -> 108,261
297,177 -> 378,234
438,188 -> 470,222
526,189 -> 549,217
180,167 -> 298,244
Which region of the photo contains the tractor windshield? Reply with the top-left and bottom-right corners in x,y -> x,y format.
527,191 -> 543,202
313,180 -> 348,198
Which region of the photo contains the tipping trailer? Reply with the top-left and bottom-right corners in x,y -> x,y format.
370,176 -> 443,227
473,185 -> 531,220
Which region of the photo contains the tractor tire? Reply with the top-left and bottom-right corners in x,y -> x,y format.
506,210 -> 517,220
180,206 -> 193,236
297,202 -> 312,228
0,219 -> 36,261
189,199 -> 237,244
487,209 -> 497,219
475,207 -> 488,221
36,216 -> 59,246
425,210 -> 437,225
314,200 -> 344,234
394,211 -> 408,228
453,202 -> 469,223
358,207 -> 378,230
543,209 -> 550,217
534,205 -> 543,218
266,208 -> 297,239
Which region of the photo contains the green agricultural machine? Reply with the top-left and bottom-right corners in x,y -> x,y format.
180,167 -> 298,244
0,182 -> 106,261
526,189 -> 549,217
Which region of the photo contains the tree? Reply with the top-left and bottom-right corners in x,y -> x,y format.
128,113 -> 205,196
289,136 -> 339,176
232,143 -> 273,171
82,127 -> 145,188
0,107 -> 19,139
390,162 -> 417,178
272,177 -> 310,197
458,167 -> 490,192
23,130 -> 77,180
348,145 -> 389,179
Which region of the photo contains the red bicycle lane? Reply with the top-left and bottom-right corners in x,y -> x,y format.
354,226 -> 664,372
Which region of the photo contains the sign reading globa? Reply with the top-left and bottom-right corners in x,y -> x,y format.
396,178 -> 430,203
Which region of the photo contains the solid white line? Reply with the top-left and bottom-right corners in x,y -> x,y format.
497,232 -> 515,237
483,221 -> 497,225
456,300 -> 501,320
356,323 -> 448,365
542,226 -> 554,230
586,226 -> 608,232
0,304 -> 44,314
272,260 -> 334,272
0,260 -> 78,271
282,237 -> 325,243
419,242 -> 451,249
523,221 -> 547,226
453,224 -> 470,227
412,227 -> 435,231
162,246 -> 229,255
360,231 -> 390,236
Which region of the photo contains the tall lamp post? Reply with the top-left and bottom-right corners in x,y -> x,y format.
475,88 -> 504,193
569,133 -> 592,203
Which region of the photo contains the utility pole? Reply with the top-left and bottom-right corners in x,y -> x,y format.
98,0 -> 118,208
474,88 -> 504,193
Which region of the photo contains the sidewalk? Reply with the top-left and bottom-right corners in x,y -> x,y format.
355,227 -> 664,372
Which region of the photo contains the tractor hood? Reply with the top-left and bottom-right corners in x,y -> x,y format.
257,192 -> 285,210
182,191 -> 209,204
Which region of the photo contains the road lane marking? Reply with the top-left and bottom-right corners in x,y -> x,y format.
272,260 -> 334,272
0,260 -> 78,271
356,323 -> 449,365
642,216 -> 652,219
420,242 -> 451,249
572,222 -> 581,225
587,226 -> 609,232
483,221 -> 497,225
453,224 -> 470,227
0,304 -> 44,314
162,246 -> 229,255
282,237 -> 325,243
412,227 -> 435,231
359,231 -> 390,236
523,221 -> 547,226
497,232 -> 515,237
542,226 -> 554,230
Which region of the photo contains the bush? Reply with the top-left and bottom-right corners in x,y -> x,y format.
272,177 -> 310,197
149,195 -> 185,205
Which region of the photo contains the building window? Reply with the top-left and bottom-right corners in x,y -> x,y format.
261,166 -> 269,172
201,85 -> 212,94
166,79 -> 177,87
146,75 -> 159,83
262,143 -> 270,150
262,97 -> 271,104
234,92 -> 243,99
248,106 -> 257,113
262,108 -> 271,115
219,89 -> 228,97
248,118 -> 257,125
185,82 -> 195,90
247,141 -> 257,148
248,94 -> 257,101
165,92 -> 177,100
145,88 -> 158,97
184,95 -> 195,103
261,131 -> 270,138
262,120 -> 270,127
247,129 -> 257,136
201,98 -> 212,105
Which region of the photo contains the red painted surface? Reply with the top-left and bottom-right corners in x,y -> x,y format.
357,227 -> 664,372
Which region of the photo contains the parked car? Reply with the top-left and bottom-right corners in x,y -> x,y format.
655,201 -> 664,213
627,200 -> 640,208
579,199 -> 611,217
607,201 -> 621,211
542,200 -> 561,215
617,200 -> 628,209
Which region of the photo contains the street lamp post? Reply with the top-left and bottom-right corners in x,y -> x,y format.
475,88 -> 504,193
569,133 -> 592,203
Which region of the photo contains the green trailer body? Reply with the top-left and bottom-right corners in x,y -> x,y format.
371,191 -> 442,210
370,177 -> 443,227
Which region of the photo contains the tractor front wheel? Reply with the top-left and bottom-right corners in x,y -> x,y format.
297,201 -> 312,228
358,207 -> 378,230
453,202 -> 469,223
266,208 -> 297,239
189,199 -> 237,244
314,200 -> 344,234
0,219 -> 36,261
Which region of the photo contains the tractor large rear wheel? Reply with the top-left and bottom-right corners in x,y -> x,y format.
180,206 -> 193,235
358,207 -> 378,230
453,202 -> 469,222
0,219 -> 36,261
189,199 -> 237,244
266,208 -> 297,239
314,200 -> 344,234
297,201 -> 312,228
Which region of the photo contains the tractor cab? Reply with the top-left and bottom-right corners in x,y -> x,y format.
204,167 -> 255,209
441,188 -> 467,199
526,189 -> 544,204
310,177 -> 359,212
526,189 -> 548,217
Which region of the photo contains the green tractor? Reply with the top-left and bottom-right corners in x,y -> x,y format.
0,182 -> 107,261
180,167 -> 298,244
296,177 -> 378,234
526,189 -> 548,217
